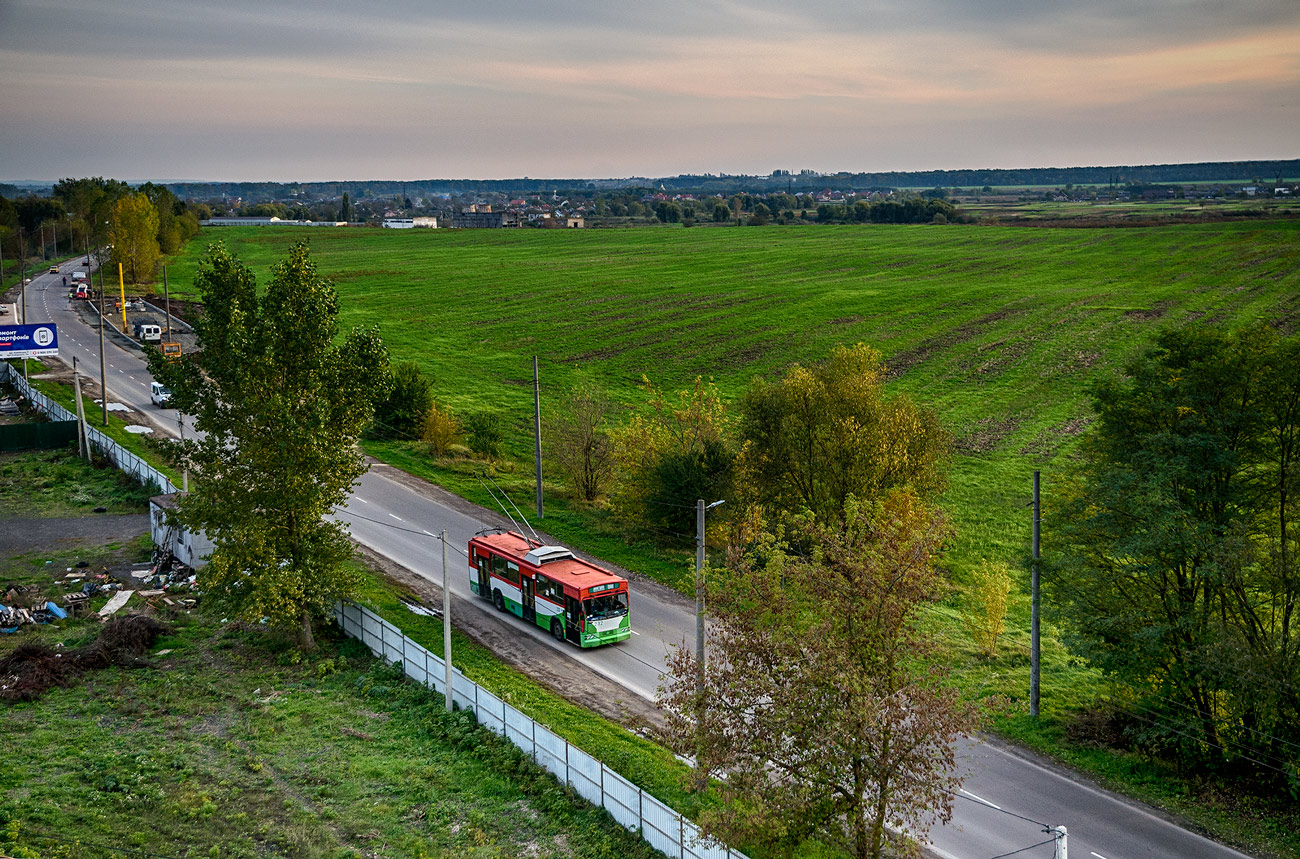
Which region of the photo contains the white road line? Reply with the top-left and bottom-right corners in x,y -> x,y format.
1090,853 -> 1111,859
388,513 -> 403,521
959,788 -> 1002,810
630,630 -> 641,636
422,529 -> 434,536
355,497 -> 368,504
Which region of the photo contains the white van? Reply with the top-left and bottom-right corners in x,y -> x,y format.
136,323 -> 162,343
150,382 -> 172,407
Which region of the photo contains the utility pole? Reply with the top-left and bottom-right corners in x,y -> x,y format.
696,499 -> 724,689
1052,824 -> 1068,859
73,356 -> 88,460
163,266 -> 172,339
443,529 -> 453,713
533,356 -> 543,519
1031,470 -> 1041,718
97,244 -> 108,425
118,263 -> 127,334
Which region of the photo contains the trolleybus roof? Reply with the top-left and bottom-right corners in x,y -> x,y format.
470,530 -> 626,592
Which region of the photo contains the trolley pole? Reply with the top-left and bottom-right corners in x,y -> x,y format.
443,529 -> 453,713
1031,470 -> 1041,718
533,356 -> 543,520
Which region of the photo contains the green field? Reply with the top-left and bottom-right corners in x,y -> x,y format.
164,221 -> 1300,580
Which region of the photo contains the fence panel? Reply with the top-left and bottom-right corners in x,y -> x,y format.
403,641 -> 431,687
642,793 -> 684,858
503,703 -> 534,755
602,766 -> 641,833
475,688 -> 507,737
533,722 -> 568,782
452,672 -> 477,712
567,745 -> 604,808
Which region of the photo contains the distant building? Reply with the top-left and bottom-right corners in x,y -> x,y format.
536,214 -> 584,228
452,210 -> 521,228
382,217 -> 438,229
150,494 -> 214,569
201,217 -> 347,227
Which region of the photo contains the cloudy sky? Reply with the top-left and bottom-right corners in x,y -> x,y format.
1,0 -> 1297,181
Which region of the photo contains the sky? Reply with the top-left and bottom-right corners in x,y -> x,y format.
1,0 -> 1297,182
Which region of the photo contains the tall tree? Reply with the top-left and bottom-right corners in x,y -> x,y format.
1052,325 -> 1300,773
739,343 -> 949,524
148,242 -> 390,649
660,494 -> 978,859
545,380 -> 615,502
109,192 -> 161,284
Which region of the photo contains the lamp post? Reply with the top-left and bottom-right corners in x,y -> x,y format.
696,499 -> 725,692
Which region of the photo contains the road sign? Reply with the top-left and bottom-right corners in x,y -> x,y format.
0,323 -> 59,359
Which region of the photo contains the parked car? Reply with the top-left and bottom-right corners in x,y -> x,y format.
150,381 -> 172,407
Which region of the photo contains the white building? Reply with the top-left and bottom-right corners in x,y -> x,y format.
150,494 -> 214,569
382,217 -> 438,229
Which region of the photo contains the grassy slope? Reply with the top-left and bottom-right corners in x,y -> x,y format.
0,443 -> 154,516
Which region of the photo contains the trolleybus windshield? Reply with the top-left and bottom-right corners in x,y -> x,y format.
583,593 -> 628,619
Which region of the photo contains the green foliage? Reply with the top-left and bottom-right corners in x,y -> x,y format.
1051,325 -> 1300,778
422,401 -> 463,456
148,241 -> 390,647
109,192 -> 161,285
644,438 -> 734,535
960,560 -> 1012,658
464,410 -> 504,458
373,360 -> 433,440
738,342 -> 950,524
544,380 -> 615,502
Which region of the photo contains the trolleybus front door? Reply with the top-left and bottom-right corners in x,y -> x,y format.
564,596 -> 582,644
476,556 -> 490,600
521,576 -> 536,624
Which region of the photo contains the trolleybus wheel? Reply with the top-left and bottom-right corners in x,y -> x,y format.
550,619 -> 564,642
493,590 -> 505,612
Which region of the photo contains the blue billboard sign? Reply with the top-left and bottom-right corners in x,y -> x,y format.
0,323 -> 59,359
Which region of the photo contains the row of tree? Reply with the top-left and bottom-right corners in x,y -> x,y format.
0,177 -> 201,285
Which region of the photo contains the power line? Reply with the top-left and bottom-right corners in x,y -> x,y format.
946,789 -> 1051,829
987,836 -> 1057,859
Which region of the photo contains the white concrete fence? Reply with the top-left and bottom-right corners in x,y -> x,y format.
333,601 -> 747,859
0,361 -> 178,495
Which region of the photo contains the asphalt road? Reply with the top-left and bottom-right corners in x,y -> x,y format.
23,259 -> 1257,859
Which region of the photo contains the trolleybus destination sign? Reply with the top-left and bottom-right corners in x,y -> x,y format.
0,323 -> 59,359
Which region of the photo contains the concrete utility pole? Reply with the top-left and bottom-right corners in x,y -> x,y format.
163,266 -> 172,338
1031,470 -> 1041,718
533,356 -> 543,519
73,356 -> 88,460
696,499 -> 725,690
1052,824 -> 1068,859
97,246 -> 108,425
178,412 -> 188,492
443,529 -> 453,713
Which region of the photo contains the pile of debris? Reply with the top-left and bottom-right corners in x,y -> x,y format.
0,613 -> 172,702
1,584 -> 68,633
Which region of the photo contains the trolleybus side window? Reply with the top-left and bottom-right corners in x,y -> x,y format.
491,554 -> 510,582
536,574 -> 564,603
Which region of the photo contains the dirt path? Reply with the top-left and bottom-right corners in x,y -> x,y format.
0,515 -> 149,556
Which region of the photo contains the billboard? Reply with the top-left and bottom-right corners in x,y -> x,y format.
0,323 -> 59,359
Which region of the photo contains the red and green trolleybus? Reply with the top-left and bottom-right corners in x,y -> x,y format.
468,529 -> 631,647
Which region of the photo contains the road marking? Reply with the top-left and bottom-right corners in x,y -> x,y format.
630,630 -> 641,636
959,788 -> 1002,810
422,529 -> 434,536
1091,853 -> 1111,859
389,513 -> 403,521
355,497 -> 368,504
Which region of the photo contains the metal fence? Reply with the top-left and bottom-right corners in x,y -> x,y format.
333,601 -> 746,859
0,361 -> 178,495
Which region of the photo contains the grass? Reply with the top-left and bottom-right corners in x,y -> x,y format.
0,547 -> 669,859
0,442 -> 154,517
118,220 -> 1300,855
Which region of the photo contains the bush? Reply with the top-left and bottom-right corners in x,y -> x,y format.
374,361 -> 433,440
422,402 -> 462,456
960,560 -> 1011,657
465,411 -> 504,458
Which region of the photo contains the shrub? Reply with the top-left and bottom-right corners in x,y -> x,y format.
374,361 -> 433,440
422,402 -> 462,456
464,411 -> 504,458
960,560 -> 1012,658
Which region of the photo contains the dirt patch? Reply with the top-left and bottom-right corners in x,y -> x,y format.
954,416 -> 1019,455
0,515 -> 149,556
1123,301 -> 1171,322
351,540 -> 664,729
1018,415 -> 1095,458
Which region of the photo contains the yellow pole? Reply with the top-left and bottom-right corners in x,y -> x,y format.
118,263 -> 127,333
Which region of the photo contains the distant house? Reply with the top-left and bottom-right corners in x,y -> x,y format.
452,210 -> 521,228
382,217 -> 438,229
536,214 -> 584,228
201,217 -> 347,227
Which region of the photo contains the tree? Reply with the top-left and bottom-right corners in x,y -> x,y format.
1051,325 -> 1300,773
109,192 -> 161,284
147,242 -> 390,650
660,494 -> 978,859
738,343 -> 949,524
712,203 -> 731,223
545,381 -> 615,502
611,376 -> 734,533
339,191 -> 352,222
373,360 -> 433,439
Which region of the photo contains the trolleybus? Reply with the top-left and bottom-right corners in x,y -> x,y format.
468,529 -> 631,647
